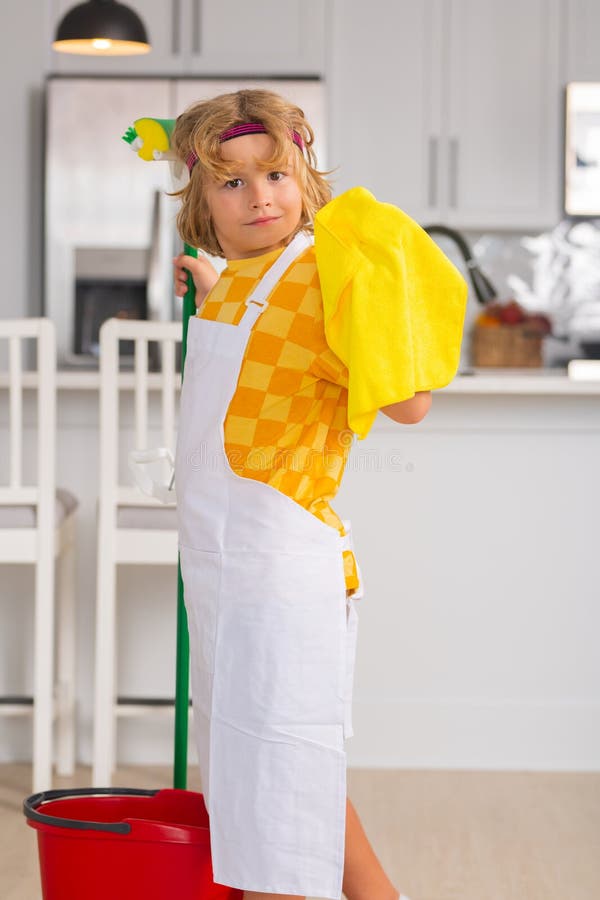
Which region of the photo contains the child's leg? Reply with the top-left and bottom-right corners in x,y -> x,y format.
242,894 -> 303,899
342,796 -> 404,900
242,796 -> 406,900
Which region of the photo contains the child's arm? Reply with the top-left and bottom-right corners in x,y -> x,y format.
380,390 -> 431,424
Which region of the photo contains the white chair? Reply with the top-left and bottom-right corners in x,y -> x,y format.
0,318 -> 77,792
93,318 -> 182,786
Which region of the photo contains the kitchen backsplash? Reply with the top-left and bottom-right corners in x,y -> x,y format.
440,226 -> 599,370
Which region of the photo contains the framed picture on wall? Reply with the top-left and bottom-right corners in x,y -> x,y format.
565,82 -> 600,217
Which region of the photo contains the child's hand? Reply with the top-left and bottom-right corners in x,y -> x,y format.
173,253 -> 219,305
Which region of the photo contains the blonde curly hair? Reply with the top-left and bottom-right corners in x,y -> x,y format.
170,88 -> 333,257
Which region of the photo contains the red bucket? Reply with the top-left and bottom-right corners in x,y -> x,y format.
24,787 -> 244,900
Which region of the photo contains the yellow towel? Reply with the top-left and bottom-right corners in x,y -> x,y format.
314,186 -> 468,439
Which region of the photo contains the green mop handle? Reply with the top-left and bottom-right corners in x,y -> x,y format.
122,116 -> 197,788
174,242 -> 197,789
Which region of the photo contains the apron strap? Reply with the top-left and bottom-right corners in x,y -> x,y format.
239,231 -> 314,330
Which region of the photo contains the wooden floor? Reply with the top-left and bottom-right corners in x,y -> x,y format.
3,763 -> 599,900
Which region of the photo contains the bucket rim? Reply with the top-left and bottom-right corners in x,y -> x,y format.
23,787 -> 159,834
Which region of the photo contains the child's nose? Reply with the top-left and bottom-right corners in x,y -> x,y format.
248,181 -> 273,207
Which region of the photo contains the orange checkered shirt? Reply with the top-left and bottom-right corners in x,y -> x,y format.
197,241 -> 359,593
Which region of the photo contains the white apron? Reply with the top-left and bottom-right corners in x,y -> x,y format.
175,231 -> 361,899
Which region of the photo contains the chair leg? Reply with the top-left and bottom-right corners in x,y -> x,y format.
109,635 -> 118,778
93,525 -> 117,787
32,545 -> 56,793
56,522 -> 76,776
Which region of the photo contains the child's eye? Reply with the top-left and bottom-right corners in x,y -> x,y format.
224,178 -> 243,189
268,171 -> 285,182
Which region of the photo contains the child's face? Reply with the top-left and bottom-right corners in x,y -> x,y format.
203,133 -> 304,259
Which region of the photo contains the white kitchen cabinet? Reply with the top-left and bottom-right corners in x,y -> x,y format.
182,0 -> 325,76
326,0 -> 443,224
565,0 -> 600,81
47,0 -> 325,76
327,0 -> 563,230
444,0 -> 562,229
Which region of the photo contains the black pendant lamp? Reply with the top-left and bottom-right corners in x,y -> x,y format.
53,0 -> 150,55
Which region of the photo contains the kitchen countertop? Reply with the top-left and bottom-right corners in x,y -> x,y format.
441,367 -> 600,394
2,367 -> 600,394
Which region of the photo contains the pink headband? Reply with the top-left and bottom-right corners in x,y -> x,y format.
185,123 -> 305,174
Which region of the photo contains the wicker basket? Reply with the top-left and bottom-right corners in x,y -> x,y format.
472,322 -> 543,367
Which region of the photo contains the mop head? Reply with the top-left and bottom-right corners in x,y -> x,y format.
122,117 -> 175,161
122,117 -> 188,190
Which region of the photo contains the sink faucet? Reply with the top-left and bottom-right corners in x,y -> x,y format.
422,224 -> 498,306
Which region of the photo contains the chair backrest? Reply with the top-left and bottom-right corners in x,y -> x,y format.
98,318 -> 182,509
0,319 -> 56,528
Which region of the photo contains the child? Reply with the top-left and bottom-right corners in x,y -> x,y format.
171,88 -> 467,900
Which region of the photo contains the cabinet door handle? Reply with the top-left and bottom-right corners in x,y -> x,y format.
192,0 -> 202,55
449,137 -> 459,208
428,136 -> 438,208
172,0 -> 180,55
